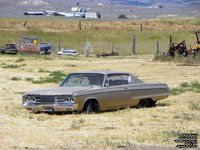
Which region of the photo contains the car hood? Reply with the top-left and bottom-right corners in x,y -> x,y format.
26,86 -> 93,96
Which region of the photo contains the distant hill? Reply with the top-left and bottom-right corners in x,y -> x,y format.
108,0 -> 200,6
16,0 -> 50,7
0,0 -> 54,10
0,0 -> 199,18
1,0 -> 198,8
46,0 -> 200,6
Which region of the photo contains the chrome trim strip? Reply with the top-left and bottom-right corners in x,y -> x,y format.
75,87 -> 170,97
23,102 -> 76,112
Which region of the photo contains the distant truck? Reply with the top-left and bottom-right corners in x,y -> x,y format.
0,44 -> 18,54
19,36 -> 52,55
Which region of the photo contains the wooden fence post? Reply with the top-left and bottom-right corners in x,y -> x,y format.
157,40 -> 159,56
79,20 -> 82,31
132,35 -> 135,55
140,24 -> 143,32
58,39 -> 60,51
170,35 -> 172,44
112,42 -> 114,53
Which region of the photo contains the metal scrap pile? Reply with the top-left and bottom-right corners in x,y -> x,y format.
168,32 -> 200,57
96,51 -> 119,57
193,32 -> 200,55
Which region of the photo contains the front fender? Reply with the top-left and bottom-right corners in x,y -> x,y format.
75,95 -> 101,111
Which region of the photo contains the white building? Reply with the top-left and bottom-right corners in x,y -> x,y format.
85,12 -> 101,19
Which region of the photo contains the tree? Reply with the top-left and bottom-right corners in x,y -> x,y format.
84,39 -> 93,57
118,14 -> 128,19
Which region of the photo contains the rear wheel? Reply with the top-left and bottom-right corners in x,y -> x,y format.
137,99 -> 145,108
137,99 -> 156,108
149,100 -> 156,106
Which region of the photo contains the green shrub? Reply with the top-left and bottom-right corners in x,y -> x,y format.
154,55 -> 200,64
11,77 -> 21,81
71,120 -> 80,129
2,64 -> 26,69
101,126 -> 117,130
180,82 -> 190,88
189,102 -> 200,110
154,55 -> 170,62
25,77 -> 34,82
38,69 -> 50,73
78,118 -> 85,124
118,14 -> 128,19
162,130 -> 181,138
182,114 -> 200,121
65,64 -> 76,67
25,71 -> 67,84
15,58 -> 25,62
2,64 -> 19,68
171,88 -> 186,95
171,81 -> 200,95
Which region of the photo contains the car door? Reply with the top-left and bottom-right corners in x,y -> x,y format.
104,74 -> 129,109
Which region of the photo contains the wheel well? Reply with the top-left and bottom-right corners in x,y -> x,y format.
82,99 -> 100,112
138,98 -> 155,108
45,49 -> 48,54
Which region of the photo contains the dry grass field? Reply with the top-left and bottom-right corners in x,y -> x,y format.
0,54 -> 199,149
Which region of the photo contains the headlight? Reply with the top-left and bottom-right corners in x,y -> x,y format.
31,97 -> 36,102
24,96 -> 36,103
70,97 -> 74,102
27,97 -> 32,103
64,97 -> 71,103
64,96 -> 74,103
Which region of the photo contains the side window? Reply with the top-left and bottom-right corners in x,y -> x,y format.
108,75 -> 122,86
108,74 -> 130,86
121,74 -> 130,85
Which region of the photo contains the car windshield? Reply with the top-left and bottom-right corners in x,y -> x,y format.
61,73 -> 105,87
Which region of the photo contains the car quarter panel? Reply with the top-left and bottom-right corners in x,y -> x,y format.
126,83 -> 171,106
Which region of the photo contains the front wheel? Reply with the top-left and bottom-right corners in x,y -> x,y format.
86,101 -> 92,114
83,100 -> 100,114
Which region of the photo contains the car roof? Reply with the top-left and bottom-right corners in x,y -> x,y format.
71,71 -> 131,75
69,71 -> 144,83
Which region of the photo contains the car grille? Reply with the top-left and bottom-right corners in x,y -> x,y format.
28,95 -> 71,103
37,96 -> 55,103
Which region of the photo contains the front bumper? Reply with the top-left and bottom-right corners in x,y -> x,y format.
23,102 -> 78,112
